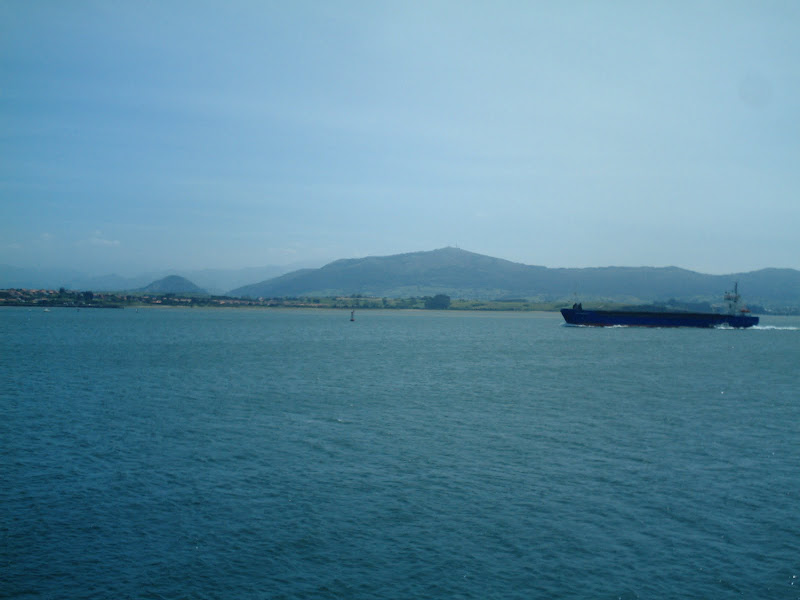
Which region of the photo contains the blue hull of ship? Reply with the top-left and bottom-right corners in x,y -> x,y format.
561,308 -> 758,328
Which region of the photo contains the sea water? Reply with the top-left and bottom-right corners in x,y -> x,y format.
2,307 -> 799,599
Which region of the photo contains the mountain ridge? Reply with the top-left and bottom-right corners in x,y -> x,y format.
0,263 -> 312,294
4,249 -> 800,309
229,248 -> 800,308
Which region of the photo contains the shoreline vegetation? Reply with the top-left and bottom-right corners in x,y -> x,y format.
2,288 -> 799,315
0,288 -> 564,312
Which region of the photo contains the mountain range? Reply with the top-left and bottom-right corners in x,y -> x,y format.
4,248 -> 800,309
230,248 -> 800,309
0,264 -> 301,295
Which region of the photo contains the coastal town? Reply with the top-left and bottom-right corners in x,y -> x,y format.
0,288 -> 454,310
2,286 -> 798,314
0,288 -> 329,309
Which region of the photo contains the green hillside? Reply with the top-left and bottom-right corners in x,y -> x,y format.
229,248 -> 800,309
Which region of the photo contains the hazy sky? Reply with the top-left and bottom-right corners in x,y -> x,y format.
2,1 -> 799,275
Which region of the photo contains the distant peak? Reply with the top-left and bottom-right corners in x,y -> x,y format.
139,275 -> 207,294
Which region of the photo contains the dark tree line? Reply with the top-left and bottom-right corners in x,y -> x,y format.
424,294 -> 451,309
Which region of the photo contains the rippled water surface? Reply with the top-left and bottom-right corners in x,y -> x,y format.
2,307 -> 799,599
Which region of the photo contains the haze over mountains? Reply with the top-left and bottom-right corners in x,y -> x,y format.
137,276 -> 207,295
0,264 -> 299,295
3,248 -> 800,309
229,248 -> 800,308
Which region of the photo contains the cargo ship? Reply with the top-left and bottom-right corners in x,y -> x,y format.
561,283 -> 759,328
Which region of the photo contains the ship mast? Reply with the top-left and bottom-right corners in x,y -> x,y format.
724,282 -> 742,315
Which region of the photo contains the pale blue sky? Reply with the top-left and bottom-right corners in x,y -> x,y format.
2,1 -> 799,275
